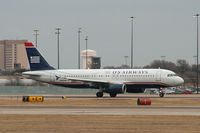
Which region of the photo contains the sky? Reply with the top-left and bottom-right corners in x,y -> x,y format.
0,0 -> 200,69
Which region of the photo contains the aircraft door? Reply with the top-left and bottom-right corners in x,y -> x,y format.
156,71 -> 161,81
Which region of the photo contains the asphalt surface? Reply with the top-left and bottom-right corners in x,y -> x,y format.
0,94 -> 200,115
0,105 -> 200,115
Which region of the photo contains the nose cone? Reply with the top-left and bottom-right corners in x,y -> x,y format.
177,77 -> 184,85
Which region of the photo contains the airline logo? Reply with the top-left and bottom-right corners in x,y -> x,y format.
112,70 -> 148,75
30,56 -> 40,63
55,75 -> 60,80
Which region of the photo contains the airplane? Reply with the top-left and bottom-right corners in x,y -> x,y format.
22,42 -> 184,98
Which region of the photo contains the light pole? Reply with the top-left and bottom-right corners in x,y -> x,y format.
194,14 -> 199,94
193,56 -> 197,64
33,29 -> 39,48
129,16 -> 136,69
55,27 -> 61,69
78,28 -> 81,69
85,36 -> 88,69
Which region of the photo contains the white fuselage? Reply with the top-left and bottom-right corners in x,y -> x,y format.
23,69 -> 184,88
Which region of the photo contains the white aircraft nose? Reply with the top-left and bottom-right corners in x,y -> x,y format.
178,77 -> 184,85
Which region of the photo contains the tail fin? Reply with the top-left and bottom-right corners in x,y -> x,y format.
25,42 -> 55,71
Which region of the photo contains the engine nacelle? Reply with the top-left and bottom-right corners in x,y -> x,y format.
126,85 -> 145,93
104,84 -> 126,94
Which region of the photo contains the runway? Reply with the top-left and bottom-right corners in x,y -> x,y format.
1,105 -> 200,115
0,94 -> 200,133
1,94 -> 200,99
0,94 -> 200,115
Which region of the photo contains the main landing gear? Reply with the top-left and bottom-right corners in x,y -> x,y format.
96,91 -> 117,98
109,92 -> 117,97
96,86 -> 104,97
96,92 -> 117,98
159,87 -> 165,98
96,92 -> 103,97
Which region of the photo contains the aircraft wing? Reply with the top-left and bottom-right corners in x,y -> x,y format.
66,77 -> 121,85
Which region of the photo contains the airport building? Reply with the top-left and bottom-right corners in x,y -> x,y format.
81,49 -> 101,69
0,40 -> 29,71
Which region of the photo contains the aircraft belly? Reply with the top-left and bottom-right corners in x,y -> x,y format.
125,82 -> 168,88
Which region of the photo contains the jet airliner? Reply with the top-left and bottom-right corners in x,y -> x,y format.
22,42 -> 184,97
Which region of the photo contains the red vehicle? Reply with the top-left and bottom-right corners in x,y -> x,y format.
182,90 -> 193,94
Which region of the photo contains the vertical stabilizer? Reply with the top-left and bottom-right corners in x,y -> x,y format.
25,42 -> 55,71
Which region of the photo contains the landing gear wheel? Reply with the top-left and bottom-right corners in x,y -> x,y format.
96,92 -> 103,97
159,92 -> 165,98
110,93 -> 117,97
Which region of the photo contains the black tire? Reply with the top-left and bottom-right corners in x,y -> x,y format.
96,92 -> 103,97
110,92 -> 117,97
159,93 -> 165,98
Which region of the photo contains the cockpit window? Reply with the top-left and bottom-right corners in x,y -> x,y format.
167,74 -> 177,77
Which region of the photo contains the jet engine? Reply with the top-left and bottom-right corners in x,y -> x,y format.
104,84 -> 126,94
